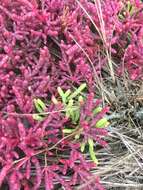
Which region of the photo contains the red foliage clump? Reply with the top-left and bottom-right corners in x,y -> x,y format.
1,0 -> 142,189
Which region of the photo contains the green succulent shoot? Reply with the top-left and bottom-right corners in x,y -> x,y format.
57,83 -> 87,124
88,138 -> 98,164
80,139 -> 98,165
93,107 -> 109,128
33,98 -> 46,121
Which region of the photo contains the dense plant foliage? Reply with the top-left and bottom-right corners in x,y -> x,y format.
0,0 -> 143,189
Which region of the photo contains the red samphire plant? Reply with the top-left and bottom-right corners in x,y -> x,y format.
0,0 -> 142,189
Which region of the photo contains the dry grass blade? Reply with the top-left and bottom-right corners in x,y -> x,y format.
76,0 -> 115,82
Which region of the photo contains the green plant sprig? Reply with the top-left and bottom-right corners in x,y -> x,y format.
33,84 -> 109,165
